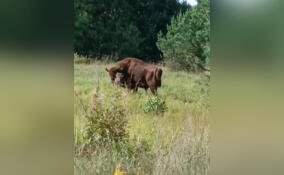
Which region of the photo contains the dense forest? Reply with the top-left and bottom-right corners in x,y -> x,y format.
74,0 -> 210,71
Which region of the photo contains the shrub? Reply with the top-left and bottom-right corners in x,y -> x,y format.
143,96 -> 167,115
75,88 -> 128,155
157,0 -> 210,72
75,88 -> 155,174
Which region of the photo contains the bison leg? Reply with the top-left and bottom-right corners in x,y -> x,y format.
126,78 -> 133,90
134,79 -> 141,92
149,85 -> 157,95
126,77 -> 137,93
144,87 -> 148,92
146,78 -> 157,95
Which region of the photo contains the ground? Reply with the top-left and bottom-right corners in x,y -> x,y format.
74,61 -> 210,175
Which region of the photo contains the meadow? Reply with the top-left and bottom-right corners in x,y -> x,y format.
74,60 -> 210,175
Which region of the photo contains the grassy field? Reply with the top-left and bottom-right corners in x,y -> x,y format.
74,61 -> 210,175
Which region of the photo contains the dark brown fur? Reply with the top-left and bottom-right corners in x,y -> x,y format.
106,58 -> 163,94
105,57 -> 143,83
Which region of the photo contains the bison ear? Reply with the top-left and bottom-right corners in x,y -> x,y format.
105,68 -> 109,72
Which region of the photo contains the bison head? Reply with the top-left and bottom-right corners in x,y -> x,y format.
105,66 -> 124,84
114,72 -> 126,87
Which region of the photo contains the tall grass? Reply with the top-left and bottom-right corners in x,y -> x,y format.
74,61 -> 210,174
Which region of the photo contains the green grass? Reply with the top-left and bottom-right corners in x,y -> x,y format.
74,61 -> 210,175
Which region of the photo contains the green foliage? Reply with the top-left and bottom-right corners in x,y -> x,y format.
74,0 -> 90,56
143,95 -> 167,115
157,0 -> 210,72
74,0 -> 190,61
75,88 -> 128,155
89,89 -> 127,144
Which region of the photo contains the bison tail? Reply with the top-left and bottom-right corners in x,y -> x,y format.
155,68 -> 163,87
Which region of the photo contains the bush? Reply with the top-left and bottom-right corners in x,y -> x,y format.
143,96 -> 167,115
75,88 -> 128,155
157,0 -> 210,72
75,88 -> 155,174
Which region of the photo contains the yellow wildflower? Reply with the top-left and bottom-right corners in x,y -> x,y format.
114,165 -> 124,175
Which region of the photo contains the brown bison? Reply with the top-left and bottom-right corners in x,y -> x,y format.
105,57 -> 163,94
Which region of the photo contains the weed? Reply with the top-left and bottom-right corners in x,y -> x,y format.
143,96 -> 167,115
75,87 -> 128,156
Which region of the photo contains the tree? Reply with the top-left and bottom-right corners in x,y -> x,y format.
74,0 -> 190,61
74,0 -> 142,60
74,0 -> 90,56
157,0 -> 210,71
132,0 -> 188,61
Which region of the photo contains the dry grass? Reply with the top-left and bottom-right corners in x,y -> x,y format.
74,61 -> 210,175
